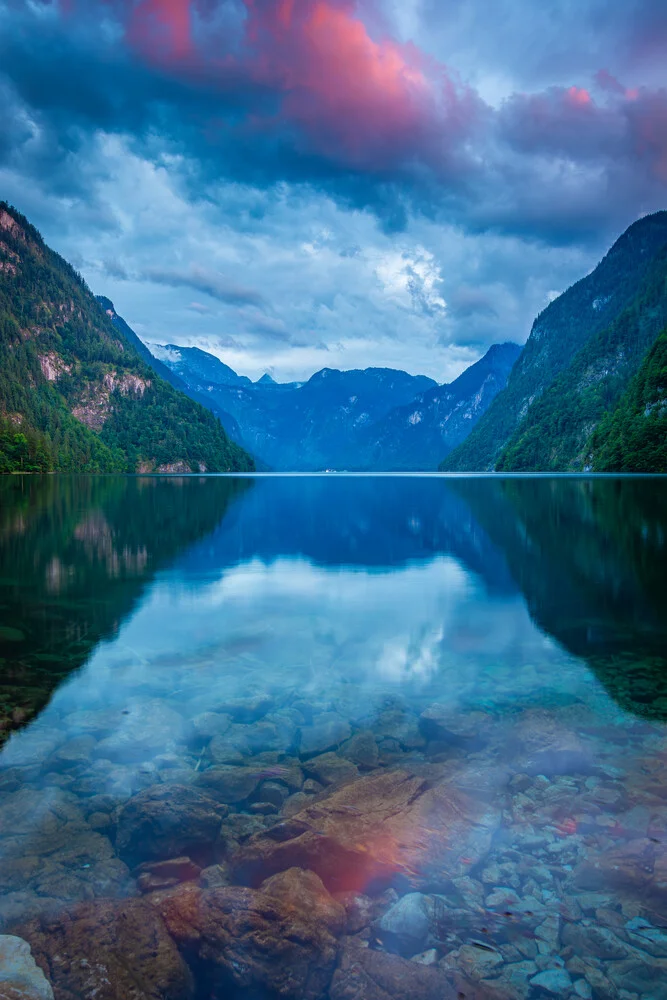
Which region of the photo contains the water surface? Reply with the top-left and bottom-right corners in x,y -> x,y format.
1,475 -> 666,1000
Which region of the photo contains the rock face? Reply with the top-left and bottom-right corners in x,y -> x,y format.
17,899 -> 193,1000
156,867 -> 345,1000
0,935 -> 54,1000
115,784 -> 227,867
330,940 -> 456,1000
231,769 -> 501,893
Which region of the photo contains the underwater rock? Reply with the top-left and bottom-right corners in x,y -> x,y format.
0,729 -> 63,770
136,857 -> 202,893
0,935 -> 53,1000
529,968 -> 573,995
216,692 -> 275,722
155,868 -> 344,1000
115,784 -> 227,866
573,838 -> 667,903
17,898 -> 193,1000
230,768 -> 501,893
514,712 -> 589,776
419,705 -> 492,747
303,752 -> 359,787
340,733 -> 380,769
334,892 -> 374,934
299,713 -> 352,757
329,939 -> 456,1000
188,711 -> 232,741
94,700 -> 186,762
369,709 -> 425,750
376,892 -> 437,955
195,764 -> 263,803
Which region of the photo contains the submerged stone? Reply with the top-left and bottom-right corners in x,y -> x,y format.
231,768 -> 501,893
0,935 -> 53,1000
115,783 -> 227,866
330,940 -> 456,1000
155,868 -> 344,1000
17,899 -> 193,1000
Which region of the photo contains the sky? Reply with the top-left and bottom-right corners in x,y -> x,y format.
1,0 -> 666,382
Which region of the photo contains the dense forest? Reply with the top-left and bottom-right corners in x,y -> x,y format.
496,249 -> 667,471
0,203 -> 254,474
589,330 -> 667,472
441,210 -> 667,472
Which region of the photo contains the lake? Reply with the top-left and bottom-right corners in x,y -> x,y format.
1,474 -> 666,1000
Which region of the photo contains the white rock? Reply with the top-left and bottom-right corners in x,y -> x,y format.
0,936 -> 54,1000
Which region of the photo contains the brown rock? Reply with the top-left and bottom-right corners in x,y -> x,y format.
195,765 -> 262,803
155,867 -> 344,1000
330,940 -> 455,1000
231,768 -> 500,893
115,784 -> 227,867
17,898 -> 193,1000
303,753 -> 359,787
340,733 -> 380,769
514,711 -> 589,776
573,838 -> 663,900
136,857 -> 202,893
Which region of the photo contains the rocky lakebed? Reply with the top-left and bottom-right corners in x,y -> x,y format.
1,685 -> 667,1000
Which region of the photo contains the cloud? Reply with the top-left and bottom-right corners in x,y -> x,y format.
142,263 -> 266,306
1,0 -> 666,383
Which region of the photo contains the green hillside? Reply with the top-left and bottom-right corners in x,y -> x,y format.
0,202 -> 254,474
588,330 -> 667,472
441,211 -> 667,471
497,248 -> 667,470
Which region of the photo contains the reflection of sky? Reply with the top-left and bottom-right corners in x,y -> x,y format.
29,553 -> 617,729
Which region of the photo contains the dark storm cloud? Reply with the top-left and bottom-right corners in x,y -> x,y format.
143,264 -> 266,306
1,0 -> 666,380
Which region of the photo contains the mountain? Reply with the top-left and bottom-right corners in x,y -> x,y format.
151,343 -> 252,388
588,329 -> 667,472
442,211 -> 667,471
98,315 -> 246,445
0,202 -> 253,474
496,247 -> 667,471
151,345 -> 438,469
359,342 -> 521,470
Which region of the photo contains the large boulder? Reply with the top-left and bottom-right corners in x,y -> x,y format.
115,784 -> 227,866
513,711 -> 590,776
17,899 -> 193,1000
155,867 -> 345,1000
330,940 -> 456,1000
0,935 -> 53,1000
231,768 -> 501,893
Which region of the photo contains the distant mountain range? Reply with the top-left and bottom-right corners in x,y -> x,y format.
442,210 -> 667,473
138,339 -> 519,471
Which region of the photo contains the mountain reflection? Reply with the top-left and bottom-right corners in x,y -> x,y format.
1,474 -> 666,738
0,475 -> 250,741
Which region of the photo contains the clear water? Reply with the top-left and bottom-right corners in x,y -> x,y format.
1,474 -> 667,1000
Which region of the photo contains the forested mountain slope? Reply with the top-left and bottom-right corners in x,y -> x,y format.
588,329 -> 667,472
0,204 -> 253,473
441,211 -> 667,471
497,247 -> 667,470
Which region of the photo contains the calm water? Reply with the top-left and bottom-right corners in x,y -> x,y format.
1,475 -> 667,1000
